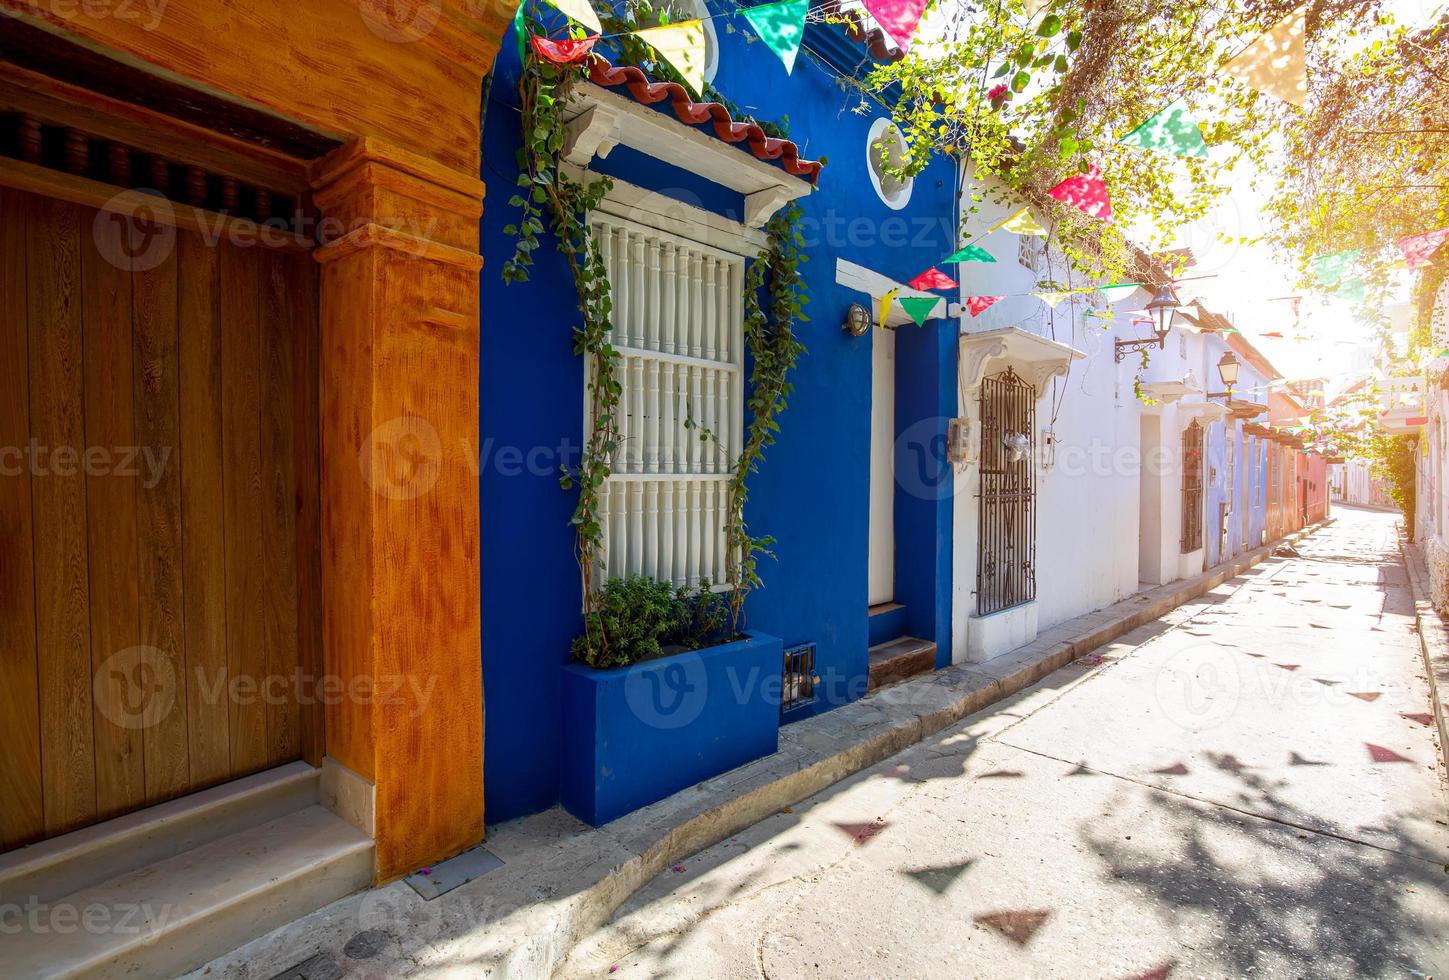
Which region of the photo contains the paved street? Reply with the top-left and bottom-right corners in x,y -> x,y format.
563,507 -> 1449,979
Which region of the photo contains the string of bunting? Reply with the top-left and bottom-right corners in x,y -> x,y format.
525,0 -> 816,89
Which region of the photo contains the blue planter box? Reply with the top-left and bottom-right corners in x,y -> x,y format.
559,631 -> 784,826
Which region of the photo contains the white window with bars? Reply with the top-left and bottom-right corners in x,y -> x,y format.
589,208 -> 747,590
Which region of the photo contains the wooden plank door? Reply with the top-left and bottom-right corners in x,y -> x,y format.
0,186 -> 320,852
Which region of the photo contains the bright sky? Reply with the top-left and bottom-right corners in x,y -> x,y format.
1144,0 -> 1444,385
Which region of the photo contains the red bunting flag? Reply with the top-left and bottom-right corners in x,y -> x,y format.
1047,165 -> 1112,221
860,0 -> 929,52
530,34 -> 600,64
908,267 -> 957,291
1398,227 -> 1449,270
966,295 -> 1004,317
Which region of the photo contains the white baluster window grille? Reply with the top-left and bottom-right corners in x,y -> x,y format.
588,211 -> 746,590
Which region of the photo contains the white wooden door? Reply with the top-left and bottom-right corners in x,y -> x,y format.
868,326 -> 895,605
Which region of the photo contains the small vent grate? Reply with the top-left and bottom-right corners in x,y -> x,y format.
781,642 -> 818,715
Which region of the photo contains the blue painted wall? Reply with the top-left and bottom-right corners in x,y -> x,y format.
479,1 -> 958,823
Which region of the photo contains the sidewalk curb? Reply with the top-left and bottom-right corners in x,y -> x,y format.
1397,533 -> 1449,782
190,524 -> 1326,980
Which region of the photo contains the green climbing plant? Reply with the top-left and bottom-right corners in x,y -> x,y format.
725,204 -> 809,637
503,43 -> 621,659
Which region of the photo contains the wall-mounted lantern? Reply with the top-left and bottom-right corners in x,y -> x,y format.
1113,284 -> 1181,363
1216,350 -> 1240,394
843,302 -> 871,336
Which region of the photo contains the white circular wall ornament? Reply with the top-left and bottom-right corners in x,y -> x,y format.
866,118 -> 913,210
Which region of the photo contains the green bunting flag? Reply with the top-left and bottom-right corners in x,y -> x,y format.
1118,100 -> 1210,159
1333,278 -> 1365,303
1310,249 -> 1359,288
897,296 -> 939,326
1098,283 -> 1142,304
942,243 -> 996,264
741,0 -> 809,74
514,1 -> 528,63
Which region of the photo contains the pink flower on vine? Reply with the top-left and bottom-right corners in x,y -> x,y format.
988,83 -> 1010,104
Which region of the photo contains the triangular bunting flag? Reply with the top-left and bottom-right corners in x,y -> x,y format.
942,243 -> 996,264
543,0 -> 602,33
741,0 -> 808,74
1310,249 -> 1358,288
860,0 -> 929,52
1398,227 -> 1449,270
634,21 -> 708,93
530,34 -> 599,64
513,1 -> 528,63
1223,5 -> 1307,106
898,296 -> 939,326
1033,291 -> 1075,308
1333,278 -> 1365,303
1118,100 -> 1210,159
990,207 -> 1047,237
878,288 -> 899,326
966,295 -> 1004,317
1047,165 -> 1112,220
909,267 -> 957,291
1098,283 -> 1142,303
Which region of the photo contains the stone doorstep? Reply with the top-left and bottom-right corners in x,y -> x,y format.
1397,537 -> 1449,781
194,523 -> 1325,980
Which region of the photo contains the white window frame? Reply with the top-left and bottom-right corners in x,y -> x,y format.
585,181 -> 759,591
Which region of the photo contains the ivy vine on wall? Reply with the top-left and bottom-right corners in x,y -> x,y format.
501,36 -> 808,661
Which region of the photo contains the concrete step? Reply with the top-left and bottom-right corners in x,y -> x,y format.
0,761 -> 321,908
867,636 -> 937,691
0,804 -> 373,980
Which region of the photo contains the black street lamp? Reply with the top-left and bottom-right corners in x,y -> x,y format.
1113,284 -> 1181,363
1207,349 -> 1242,399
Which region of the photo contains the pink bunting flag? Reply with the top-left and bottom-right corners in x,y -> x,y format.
1047,165 -> 1112,221
860,0 -> 929,52
1398,227 -> 1449,270
530,34 -> 600,64
908,267 -> 957,291
966,295 -> 1004,317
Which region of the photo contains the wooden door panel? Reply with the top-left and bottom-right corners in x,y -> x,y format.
220,238 -> 271,779
134,243 -> 190,803
26,195 -> 98,838
0,186 -> 44,850
0,187 -> 320,851
178,229 -> 232,789
82,206 -> 145,820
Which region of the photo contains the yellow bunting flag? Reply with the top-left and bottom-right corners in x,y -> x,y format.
634,20 -> 708,94
879,288 -> 900,326
1033,291 -> 1075,308
990,207 -> 1048,237
1222,5 -> 1307,106
544,0 -> 603,33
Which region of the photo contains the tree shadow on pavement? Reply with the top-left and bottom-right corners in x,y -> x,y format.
1080,767 -> 1449,977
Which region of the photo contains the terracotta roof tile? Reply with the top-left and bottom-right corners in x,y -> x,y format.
585,56 -> 824,184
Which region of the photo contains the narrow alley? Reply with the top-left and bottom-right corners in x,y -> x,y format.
563,506 -> 1449,979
